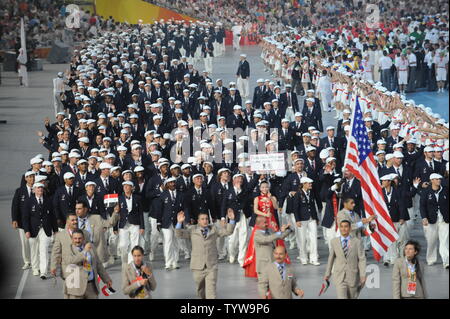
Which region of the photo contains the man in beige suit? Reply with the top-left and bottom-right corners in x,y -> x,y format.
254,216 -> 291,277
50,213 -> 90,280
337,198 -> 376,238
392,240 -> 428,299
75,201 -> 120,267
258,246 -> 304,299
175,209 -> 235,299
324,219 -> 366,299
63,230 -> 112,299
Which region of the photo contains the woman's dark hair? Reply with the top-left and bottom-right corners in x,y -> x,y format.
131,245 -> 144,255
404,240 -> 422,279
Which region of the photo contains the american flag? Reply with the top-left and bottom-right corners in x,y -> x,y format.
344,97 -> 398,261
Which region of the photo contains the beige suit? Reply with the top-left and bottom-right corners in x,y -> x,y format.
176,222 -> 235,299
122,263 -> 157,299
63,243 -> 111,299
85,213 -> 119,263
324,236 -> 366,299
258,263 -> 299,299
392,258 -> 428,299
254,229 -> 290,275
50,229 -> 90,278
337,209 -> 363,238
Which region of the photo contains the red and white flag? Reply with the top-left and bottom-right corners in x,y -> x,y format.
103,193 -> 119,208
344,97 -> 398,261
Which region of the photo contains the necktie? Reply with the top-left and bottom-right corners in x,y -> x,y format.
82,175 -> 86,183
343,239 -> 349,257
288,94 -> 291,107
38,198 -> 43,206
197,189 -> 202,196
429,161 -> 433,170
171,191 -> 175,202
311,160 -> 315,170
80,218 -> 86,230
69,187 -> 73,197
278,264 -> 284,280
104,178 -> 109,190
201,228 -> 208,238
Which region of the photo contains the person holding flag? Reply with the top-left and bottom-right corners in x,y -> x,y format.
17,18 -> 28,87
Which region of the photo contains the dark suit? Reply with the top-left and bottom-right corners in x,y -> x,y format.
23,195 -> 58,237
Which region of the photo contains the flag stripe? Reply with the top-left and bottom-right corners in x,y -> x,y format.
344,97 -> 398,261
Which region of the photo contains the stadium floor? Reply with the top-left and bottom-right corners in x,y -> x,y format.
0,45 -> 448,299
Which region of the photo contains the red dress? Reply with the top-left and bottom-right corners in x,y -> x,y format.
243,195 -> 290,278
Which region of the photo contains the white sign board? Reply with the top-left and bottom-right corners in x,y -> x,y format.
250,153 -> 286,172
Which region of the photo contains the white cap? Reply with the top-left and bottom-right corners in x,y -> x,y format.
30,157 -> 43,165
24,171 -> 36,177
380,174 -> 393,181
300,177 -> 313,183
377,139 -> 387,145
63,172 -> 75,179
344,125 -> 351,132
99,163 -> 112,170
326,157 -> 336,164
192,174 -> 204,179
393,151 -> 404,158
78,137 -> 89,143
424,146 -> 435,153
181,164 -> 191,170
134,166 -> 145,173
122,181 -> 134,187
385,154 -> 394,161
164,177 -> 177,185
326,126 -> 335,131
319,149 -> 329,159
430,173 -> 443,180
33,183 -> 45,189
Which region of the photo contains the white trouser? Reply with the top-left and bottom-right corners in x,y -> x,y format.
108,227 -> 119,258
281,200 -> 296,247
194,47 -> 202,64
423,218 -> 449,265
149,216 -> 162,254
29,228 -> 51,274
323,223 -> 338,249
179,47 -> 186,57
204,56 -> 213,74
228,212 -> 249,266
384,222 -> 409,263
53,91 -> 63,116
284,107 -> 295,122
320,94 -> 332,112
162,224 -> 180,267
233,35 -> 241,50
18,228 -> 31,265
289,213 -> 302,253
213,42 -> 220,56
216,220 -> 227,258
119,223 -> 141,264
407,207 -> 415,232
298,218 -> 319,263
178,236 -> 190,258
237,76 -> 249,99
139,212 -> 150,252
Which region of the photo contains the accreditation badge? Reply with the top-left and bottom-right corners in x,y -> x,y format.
83,257 -> 92,272
407,281 -> 417,295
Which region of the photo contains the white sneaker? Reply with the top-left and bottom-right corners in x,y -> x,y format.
427,262 -> 435,266
443,263 -> 449,269
301,260 -> 308,265
22,263 -> 31,270
229,257 -> 236,264
310,261 -> 321,266
32,270 -> 40,276
218,254 -> 226,260
184,254 -> 190,260
149,252 -> 154,261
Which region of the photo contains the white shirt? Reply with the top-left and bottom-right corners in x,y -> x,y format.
125,195 -> 132,212
379,56 -> 393,70
408,53 -> 417,67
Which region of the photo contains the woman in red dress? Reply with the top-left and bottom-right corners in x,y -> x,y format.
243,181 -> 290,277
